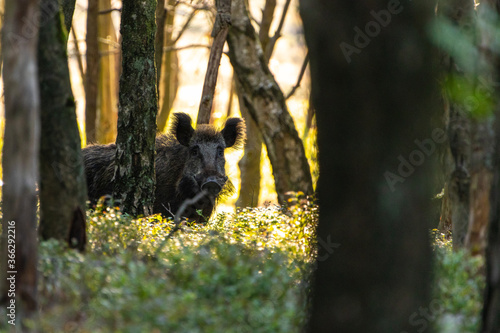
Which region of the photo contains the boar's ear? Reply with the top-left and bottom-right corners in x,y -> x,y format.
222,118 -> 246,149
172,113 -> 194,146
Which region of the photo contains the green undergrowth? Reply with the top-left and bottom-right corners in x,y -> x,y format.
2,197 -> 318,332
0,205 -> 488,332
432,230 -> 485,333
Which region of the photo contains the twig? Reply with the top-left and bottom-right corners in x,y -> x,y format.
155,190 -> 209,256
99,7 -> 121,15
265,0 -> 291,61
164,44 -> 211,52
286,51 -> 309,99
171,7 -> 198,45
71,23 -> 85,84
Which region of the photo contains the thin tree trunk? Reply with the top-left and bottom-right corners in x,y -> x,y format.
0,0 -> 40,320
96,0 -> 119,143
113,0 -> 158,216
236,79 -> 262,207
155,0 -> 166,95
157,0 -> 179,133
197,0 -> 231,125
228,0 -> 313,204
301,0 -> 438,331
236,0 -> 275,208
86,0 -> 99,143
38,0 -> 87,252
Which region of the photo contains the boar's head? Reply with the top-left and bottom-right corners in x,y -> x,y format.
171,113 -> 246,214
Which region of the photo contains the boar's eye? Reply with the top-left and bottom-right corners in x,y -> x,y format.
217,146 -> 224,157
190,146 -> 200,157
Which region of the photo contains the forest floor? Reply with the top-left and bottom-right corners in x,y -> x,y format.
0,201 -> 485,332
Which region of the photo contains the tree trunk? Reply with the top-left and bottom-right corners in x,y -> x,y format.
479,1 -> 500,330
227,0 -> 313,204
155,0 -> 166,95
0,0 -> 40,320
61,0 -> 76,32
197,0 -> 231,125
96,0 -> 119,144
113,0 -> 158,217
301,0 -> 438,331
86,0 -> 99,143
236,0 -> 276,208
482,112 -> 500,332
38,0 -> 87,252
236,79 -> 262,207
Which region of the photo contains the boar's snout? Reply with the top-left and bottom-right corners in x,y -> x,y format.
201,175 -> 226,196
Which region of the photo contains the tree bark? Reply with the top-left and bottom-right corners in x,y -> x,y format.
236,0 -> 275,208
38,0 -> 87,252
227,0 -> 313,204
96,0 -> 119,144
113,0 -> 158,216
235,79 -> 262,207
86,0 -> 99,143
0,0 -> 40,318
301,1 -> 438,331
197,0 -> 231,125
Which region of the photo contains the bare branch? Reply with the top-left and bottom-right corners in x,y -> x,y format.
259,0 -> 276,50
286,51 -> 309,99
265,0 -> 291,61
164,44 -> 211,52
99,7 -> 121,15
171,7 -> 199,45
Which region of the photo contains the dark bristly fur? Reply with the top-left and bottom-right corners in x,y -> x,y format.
83,113 -> 246,222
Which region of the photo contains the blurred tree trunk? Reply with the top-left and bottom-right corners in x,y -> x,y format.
480,1 -> 500,330
155,0 -> 166,94
228,0 -> 313,204
464,0 -> 495,255
86,0 -> 99,143
438,0 -> 474,250
301,0 -> 438,331
38,0 -> 87,252
439,0 -> 493,255
157,0 -> 179,133
0,0 -> 40,319
96,0 -> 119,143
113,0 -> 158,216
236,0 -> 275,208
62,0 -> 76,31
483,90 -> 500,332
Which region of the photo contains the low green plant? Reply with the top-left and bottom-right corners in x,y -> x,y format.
432,229 -> 485,333
0,199 -> 318,332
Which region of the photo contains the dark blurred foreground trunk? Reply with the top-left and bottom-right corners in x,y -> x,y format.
300,1 -> 439,331
0,0 -> 40,322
